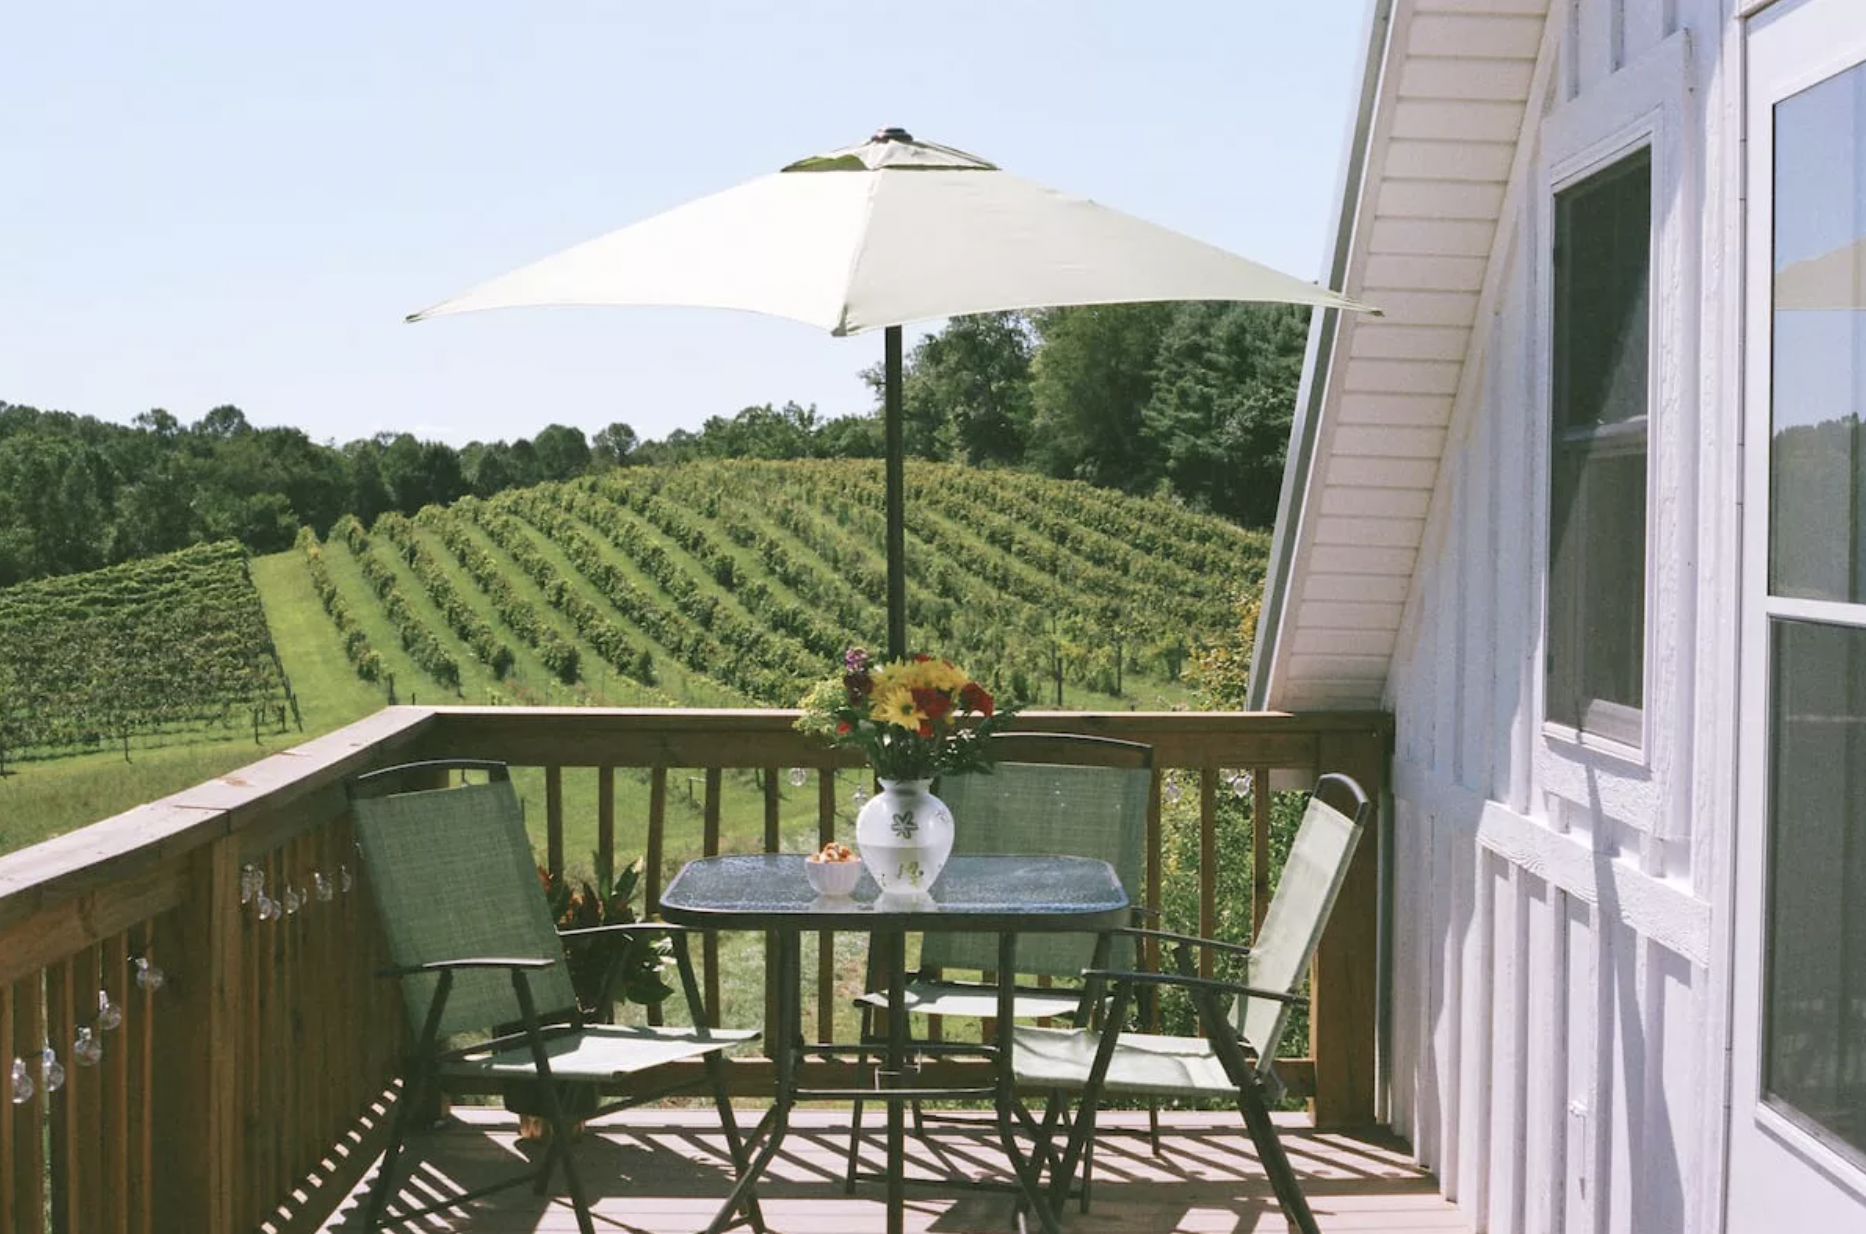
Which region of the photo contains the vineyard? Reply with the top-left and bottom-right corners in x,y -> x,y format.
0,541 -> 295,764
290,460 -> 1267,710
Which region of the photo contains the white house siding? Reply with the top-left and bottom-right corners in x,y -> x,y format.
1376,2 -> 1738,1233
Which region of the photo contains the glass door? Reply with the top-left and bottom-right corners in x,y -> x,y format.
1733,0 -> 1866,1227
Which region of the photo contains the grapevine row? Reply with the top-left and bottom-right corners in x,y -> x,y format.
415,506 -> 582,683
331,516 -> 461,692
372,512 -> 515,679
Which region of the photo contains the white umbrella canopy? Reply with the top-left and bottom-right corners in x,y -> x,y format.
409,128 -> 1376,658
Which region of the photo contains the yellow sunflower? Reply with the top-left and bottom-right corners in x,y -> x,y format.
869,685 -> 925,731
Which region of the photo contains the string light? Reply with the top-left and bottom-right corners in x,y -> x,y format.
72,1028 -> 102,1067
9,1057 -> 31,1105
788,767 -> 808,788
96,988 -> 123,1031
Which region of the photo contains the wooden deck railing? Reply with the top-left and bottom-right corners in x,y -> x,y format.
0,705 -> 1389,1234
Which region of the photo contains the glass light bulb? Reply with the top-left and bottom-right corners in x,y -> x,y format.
135,957 -> 166,992
339,864 -> 354,893
314,872 -> 333,903
256,894 -> 278,922
9,1058 -> 31,1105
850,786 -> 869,808
1231,771 -> 1252,799
73,1028 -> 101,1067
1163,779 -> 1184,805
788,767 -> 808,788
284,886 -> 302,915
240,865 -> 259,905
96,989 -> 123,1031
40,1046 -> 64,1092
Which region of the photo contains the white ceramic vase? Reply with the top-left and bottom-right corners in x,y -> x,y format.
855,778 -> 954,900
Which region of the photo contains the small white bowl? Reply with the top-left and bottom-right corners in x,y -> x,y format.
805,857 -> 863,897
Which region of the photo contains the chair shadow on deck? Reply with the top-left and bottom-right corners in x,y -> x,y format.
320,1111 -> 1464,1234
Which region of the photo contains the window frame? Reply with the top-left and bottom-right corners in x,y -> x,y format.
1533,36 -> 1685,763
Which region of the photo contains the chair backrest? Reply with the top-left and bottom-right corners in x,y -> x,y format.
348,760 -> 579,1037
922,733 -> 1152,978
1233,772 -> 1370,1077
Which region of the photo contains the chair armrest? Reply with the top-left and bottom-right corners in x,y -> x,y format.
378,956 -> 556,979
1115,926 -> 1252,958
1079,967 -> 1308,1007
557,921 -> 691,940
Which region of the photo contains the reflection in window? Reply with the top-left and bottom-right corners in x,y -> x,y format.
1547,151 -> 1650,744
1766,620 -> 1866,1155
1770,61 -> 1866,601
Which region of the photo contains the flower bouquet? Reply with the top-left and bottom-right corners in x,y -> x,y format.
796,649 -> 1020,898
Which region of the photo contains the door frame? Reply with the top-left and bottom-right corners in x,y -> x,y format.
1730,0 -> 1866,1227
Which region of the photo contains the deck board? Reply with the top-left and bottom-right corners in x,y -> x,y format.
315,1109 -> 1468,1234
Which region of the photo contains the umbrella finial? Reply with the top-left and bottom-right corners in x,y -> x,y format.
872,126 -> 914,143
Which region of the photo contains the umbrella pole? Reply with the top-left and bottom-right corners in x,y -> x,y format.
885,325 -> 906,661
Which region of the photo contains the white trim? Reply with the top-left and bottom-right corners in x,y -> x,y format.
1393,757 -> 1712,966
1532,29 -> 1694,767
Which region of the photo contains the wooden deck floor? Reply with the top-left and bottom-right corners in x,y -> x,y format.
316,1108 -> 1468,1234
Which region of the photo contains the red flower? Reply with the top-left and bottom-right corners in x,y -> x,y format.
918,720 -> 934,737
960,682 -> 994,717
836,720 -> 852,735
912,686 -> 953,721
913,654 -> 932,662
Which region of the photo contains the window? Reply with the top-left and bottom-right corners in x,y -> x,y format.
1762,57 -> 1866,1155
1546,150 -> 1651,746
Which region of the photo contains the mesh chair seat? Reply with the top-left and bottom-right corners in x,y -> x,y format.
1012,1025 -> 1237,1098
857,978 -> 1089,1021
452,1024 -> 761,1082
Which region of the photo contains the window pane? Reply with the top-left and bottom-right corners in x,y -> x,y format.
1554,152 -> 1651,431
1770,61 -> 1866,602
1548,443 -> 1646,735
1766,619 -> 1866,1155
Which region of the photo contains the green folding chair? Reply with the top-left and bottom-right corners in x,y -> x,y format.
844,732 -> 1155,1194
347,759 -> 764,1234
1010,772 -> 1371,1233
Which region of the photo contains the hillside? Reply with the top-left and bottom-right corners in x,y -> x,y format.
292,459 -> 1267,711
0,460 -> 1267,851
0,540 -> 294,765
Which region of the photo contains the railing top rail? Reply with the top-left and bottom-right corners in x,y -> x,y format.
0,706 -> 437,933
0,705 -> 1391,935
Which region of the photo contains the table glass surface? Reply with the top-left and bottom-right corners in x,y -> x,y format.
658,853 -> 1128,930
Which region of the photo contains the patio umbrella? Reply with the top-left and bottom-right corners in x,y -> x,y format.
408,127 -> 1376,660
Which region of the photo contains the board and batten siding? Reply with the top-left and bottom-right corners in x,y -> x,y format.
1265,1 -> 1743,1232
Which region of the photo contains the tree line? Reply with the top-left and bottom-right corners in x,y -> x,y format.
0,300 -> 1307,588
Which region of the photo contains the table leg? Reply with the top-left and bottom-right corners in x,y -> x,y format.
703,929 -> 801,1234
885,927 -> 907,1234
993,930 -> 1063,1234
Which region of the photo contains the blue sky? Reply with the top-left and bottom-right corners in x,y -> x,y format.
1,1 -> 1368,448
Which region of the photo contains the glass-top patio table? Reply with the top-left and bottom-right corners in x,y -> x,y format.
659,853 -> 1131,1234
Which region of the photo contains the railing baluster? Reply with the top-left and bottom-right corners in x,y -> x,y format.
817,769 -> 837,1044
1145,768 -> 1164,1031
48,957 -> 72,1233
1253,765 -> 1273,939
598,765 -> 616,879
703,768 -> 723,1026
0,981 -> 14,1232
128,925 -> 152,1234
10,974 -> 45,1234
763,766 -> 782,1049
545,765 -> 565,877
646,766 -> 668,1028
1199,767 -> 1218,981
72,947 -> 104,1234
